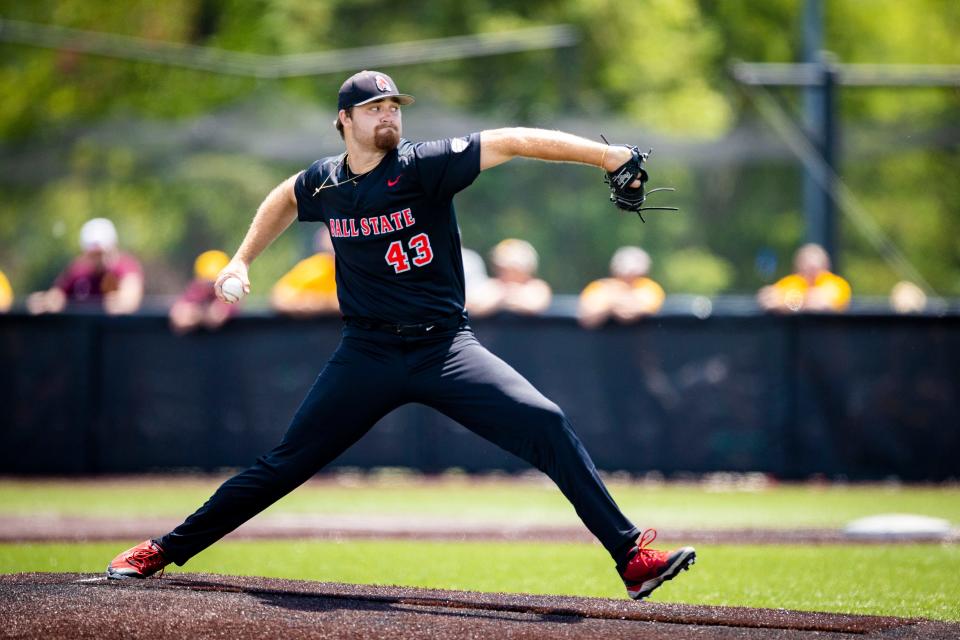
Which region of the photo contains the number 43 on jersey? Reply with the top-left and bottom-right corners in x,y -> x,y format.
385,233 -> 434,273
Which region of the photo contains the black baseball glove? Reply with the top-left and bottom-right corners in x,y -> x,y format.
603,144 -> 678,222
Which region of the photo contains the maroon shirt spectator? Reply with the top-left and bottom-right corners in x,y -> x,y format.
27,218 -> 144,315
169,250 -> 237,335
54,252 -> 142,305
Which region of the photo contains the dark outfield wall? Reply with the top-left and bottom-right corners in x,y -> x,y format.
1,312 -> 957,479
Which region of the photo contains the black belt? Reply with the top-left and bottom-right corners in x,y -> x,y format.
344,312 -> 465,337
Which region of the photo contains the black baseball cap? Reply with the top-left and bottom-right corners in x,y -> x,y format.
337,70 -> 415,111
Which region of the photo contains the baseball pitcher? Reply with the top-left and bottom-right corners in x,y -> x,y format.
106,70 -> 694,600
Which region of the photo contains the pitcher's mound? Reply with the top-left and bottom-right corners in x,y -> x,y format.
1,573 -> 954,639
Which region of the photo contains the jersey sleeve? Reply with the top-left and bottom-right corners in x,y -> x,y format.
0,270 -> 12,310
114,253 -> 144,279
821,273 -> 852,310
579,279 -> 609,301
633,277 -> 666,313
411,132 -> 482,202
294,161 -> 326,222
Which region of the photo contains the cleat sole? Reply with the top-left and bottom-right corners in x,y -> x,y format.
626,547 -> 696,601
106,566 -> 149,580
107,570 -> 138,580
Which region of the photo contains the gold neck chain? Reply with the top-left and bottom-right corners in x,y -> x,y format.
311,154 -> 375,196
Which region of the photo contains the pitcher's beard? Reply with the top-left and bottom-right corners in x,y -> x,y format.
374,127 -> 400,151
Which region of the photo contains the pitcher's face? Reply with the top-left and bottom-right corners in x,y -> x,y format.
343,98 -> 402,151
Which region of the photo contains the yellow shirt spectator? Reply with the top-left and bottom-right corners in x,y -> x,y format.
0,269 -> 12,312
271,253 -> 338,316
579,277 -> 665,328
582,277 -> 665,310
758,244 -> 852,313
771,272 -> 851,312
578,247 -> 664,328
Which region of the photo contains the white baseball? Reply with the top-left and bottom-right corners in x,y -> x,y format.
221,276 -> 246,304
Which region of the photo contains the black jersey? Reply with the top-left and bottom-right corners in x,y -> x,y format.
294,133 -> 481,324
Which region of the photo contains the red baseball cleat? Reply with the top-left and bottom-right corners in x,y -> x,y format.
620,529 -> 695,600
106,540 -> 169,579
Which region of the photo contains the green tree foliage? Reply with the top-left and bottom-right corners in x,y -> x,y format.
697,0 -> 959,296
0,0 -> 957,300
661,248 -> 734,296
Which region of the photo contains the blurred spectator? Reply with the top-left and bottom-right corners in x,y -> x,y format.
271,226 -> 338,316
890,280 -> 927,314
169,250 -> 238,335
26,218 -> 143,315
468,238 -> 552,317
0,268 -> 12,312
757,243 -> 850,313
461,247 -> 491,315
578,246 -> 665,328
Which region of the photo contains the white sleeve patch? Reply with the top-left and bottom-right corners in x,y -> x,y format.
450,137 -> 469,153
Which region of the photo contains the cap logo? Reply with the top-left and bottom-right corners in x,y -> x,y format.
374,75 -> 391,92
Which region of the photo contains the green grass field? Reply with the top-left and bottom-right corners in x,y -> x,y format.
1,540 -> 958,621
2,476 -> 957,621
2,475 -> 958,529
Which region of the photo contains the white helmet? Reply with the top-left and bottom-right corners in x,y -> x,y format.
80,218 -> 118,251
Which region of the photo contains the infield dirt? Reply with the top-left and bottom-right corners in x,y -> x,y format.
4,514 -> 957,544
2,573 -> 957,639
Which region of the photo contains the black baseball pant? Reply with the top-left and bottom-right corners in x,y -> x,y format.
157,323 -> 641,565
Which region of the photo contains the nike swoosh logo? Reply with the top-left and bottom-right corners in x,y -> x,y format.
425,325 -> 435,332
387,175 -> 401,187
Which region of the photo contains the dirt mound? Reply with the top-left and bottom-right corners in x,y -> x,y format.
1,573 -> 956,639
